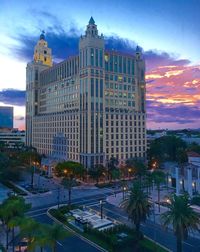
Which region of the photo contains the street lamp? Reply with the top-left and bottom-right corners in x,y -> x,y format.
128,168 -> 131,179
123,186 -> 126,200
100,200 -> 103,219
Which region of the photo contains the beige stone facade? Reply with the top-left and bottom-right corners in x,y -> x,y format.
26,17 -> 146,168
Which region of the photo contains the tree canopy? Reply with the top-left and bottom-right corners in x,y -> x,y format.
148,136 -> 187,165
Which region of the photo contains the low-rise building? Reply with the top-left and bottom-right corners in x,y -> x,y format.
168,152 -> 200,197
0,129 -> 25,149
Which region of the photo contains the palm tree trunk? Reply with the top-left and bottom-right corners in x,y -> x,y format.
31,169 -> 34,188
12,227 -> 14,252
135,222 -> 140,233
158,185 -> 160,212
6,226 -> 9,250
68,188 -> 71,206
53,243 -> 56,252
176,234 -> 182,252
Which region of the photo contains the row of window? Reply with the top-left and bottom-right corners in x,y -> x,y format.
106,152 -> 145,161
106,146 -> 146,153
106,134 -> 145,140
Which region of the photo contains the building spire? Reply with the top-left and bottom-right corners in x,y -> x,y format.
40,30 -> 45,40
89,16 -> 95,25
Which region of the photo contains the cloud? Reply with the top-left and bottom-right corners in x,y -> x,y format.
144,50 -> 190,70
6,10 -> 199,129
0,89 -> 25,106
9,10 -> 191,71
15,116 -> 25,121
146,64 -> 200,128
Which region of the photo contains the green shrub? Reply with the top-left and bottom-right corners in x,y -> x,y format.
191,196 -> 200,206
49,209 -> 66,222
84,224 -> 139,250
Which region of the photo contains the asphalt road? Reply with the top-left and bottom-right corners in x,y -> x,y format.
89,201 -> 200,252
27,194 -> 110,252
26,188 -> 200,252
32,214 -> 100,252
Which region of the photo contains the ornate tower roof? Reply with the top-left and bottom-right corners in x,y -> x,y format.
40,31 -> 45,40
33,32 -> 52,67
89,16 -> 95,25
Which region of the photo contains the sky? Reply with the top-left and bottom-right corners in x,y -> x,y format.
0,0 -> 200,130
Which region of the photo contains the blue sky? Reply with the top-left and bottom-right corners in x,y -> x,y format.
0,0 -> 200,129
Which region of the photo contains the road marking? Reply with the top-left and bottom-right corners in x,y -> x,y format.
28,213 -> 46,218
56,241 -> 63,246
27,207 -> 48,214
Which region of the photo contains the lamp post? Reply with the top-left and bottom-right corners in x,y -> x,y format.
167,175 -> 172,192
123,186 -> 126,200
128,168 -> 131,180
100,200 -> 103,219
31,162 -> 36,189
57,187 -> 61,209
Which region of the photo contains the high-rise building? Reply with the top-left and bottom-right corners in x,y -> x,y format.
0,106 -> 13,129
26,17 -> 146,168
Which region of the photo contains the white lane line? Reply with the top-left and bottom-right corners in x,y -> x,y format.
28,213 -> 46,218
56,241 -> 63,246
28,207 -> 49,214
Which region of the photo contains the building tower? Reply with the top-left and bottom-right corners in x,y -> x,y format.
79,17 -> 105,168
33,31 -> 52,67
26,32 -> 52,146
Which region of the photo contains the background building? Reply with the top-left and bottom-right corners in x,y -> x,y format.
168,152 -> 200,197
0,129 -> 25,149
0,106 -> 13,129
26,17 -> 146,168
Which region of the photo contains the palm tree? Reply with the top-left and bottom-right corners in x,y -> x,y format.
107,157 -> 119,182
45,224 -> 69,252
62,177 -> 76,206
27,223 -> 51,252
122,181 -> 151,234
19,217 -> 40,249
144,172 -> 153,195
152,170 -> 165,212
161,194 -> 200,252
89,164 -> 106,184
55,161 -> 85,207
8,216 -> 22,252
0,196 -> 31,249
0,204 -> 13,249
126,159 -> 147,185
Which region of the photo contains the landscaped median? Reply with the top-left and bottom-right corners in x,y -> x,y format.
47,204 -> 171,252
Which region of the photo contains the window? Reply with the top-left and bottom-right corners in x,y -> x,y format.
91,48 -> 94,66
96,79 -> 98,97
91,78 -> 94,96
95,49 -> 98,67
100,79 -> 103,98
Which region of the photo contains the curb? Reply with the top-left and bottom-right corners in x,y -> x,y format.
143,235 -> 172,252
47,206 -> 108,252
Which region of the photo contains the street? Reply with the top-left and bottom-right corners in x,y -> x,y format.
25,188 -> 200,252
